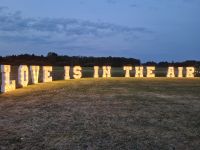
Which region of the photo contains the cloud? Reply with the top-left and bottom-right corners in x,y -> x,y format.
106,0 -> 117,4
130,4 -> 137,8
0,10 -> 149,34
0,6 -> 8,11
0,7 -> 152,54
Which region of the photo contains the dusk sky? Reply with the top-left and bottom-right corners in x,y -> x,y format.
0,0 -> 200,62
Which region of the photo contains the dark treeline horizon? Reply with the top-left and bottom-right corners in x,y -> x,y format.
0,52 -> 200,67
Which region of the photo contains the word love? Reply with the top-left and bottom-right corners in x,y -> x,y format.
1,65 -> 195,93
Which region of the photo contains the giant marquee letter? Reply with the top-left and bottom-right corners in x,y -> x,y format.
167,67 -> 175,77
186,67 -> 195,78
73,66 -> 82,79
94,66 -> 99,78
135,66 -> 143,77
102,66 -> 111,78
43,66 -> 52,82
178,67 -> 183,78
123,66 -> 132,77
64,66 -> 70,80
18,65 -> 29,87
1,65 -> 16,93
146,66 -> 155,77
30,66 -> 40,84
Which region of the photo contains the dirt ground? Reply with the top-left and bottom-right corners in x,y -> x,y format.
0,78 -> 200,150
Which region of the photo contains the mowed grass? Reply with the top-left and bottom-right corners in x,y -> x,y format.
0,78 -> 200,150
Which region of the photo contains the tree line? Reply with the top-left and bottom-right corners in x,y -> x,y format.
0,52 -> 199,67
0,52 -> 140,67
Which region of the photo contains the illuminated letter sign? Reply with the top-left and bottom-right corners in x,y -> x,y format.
73,66 -> 82,79
18,65 -> 29,87
64,66 -> 70,80
135,66 -> 143,77
167,67 -> 175,78
0,64 -> 198,93
178,67 -> 183,78
1,65 -> 16,92
123,66 -> 132,77
94,66 -> 99,78
30,66 -> 40,84
102,66 -> 111,78
186,67 -> 195,78
146,66 -> 155,78
43,66 -> 53,82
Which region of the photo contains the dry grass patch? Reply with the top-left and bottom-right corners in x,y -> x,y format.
0,78 -> 200,149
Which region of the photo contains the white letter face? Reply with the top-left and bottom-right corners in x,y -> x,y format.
178,67 -> 183,78
1,65 -> 16,93
167,67 -> 175,78
103,66 -> 111,78
186,67 -> 195,78
30,66 -> 40,84
135,66 -> 143,77
64,66 -> 70,80
18,65 -> 29,87
123,66 -> 132,77
73,66 -> 82,79
43,66 -> 53,82
94,66 -> 99,78
146,66 -> 155,78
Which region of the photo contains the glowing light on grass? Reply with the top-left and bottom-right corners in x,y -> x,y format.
102,66 -> 111,78
43,66 -> 53,82
18,65 -> 29,87
1,65 -> 16,92
73,66 -> 82,79
123,66 -> 132,77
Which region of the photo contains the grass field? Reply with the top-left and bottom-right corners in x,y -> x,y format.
0,78 -> 200,150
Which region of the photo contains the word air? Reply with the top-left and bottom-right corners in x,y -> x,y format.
1,65 -> 196,93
